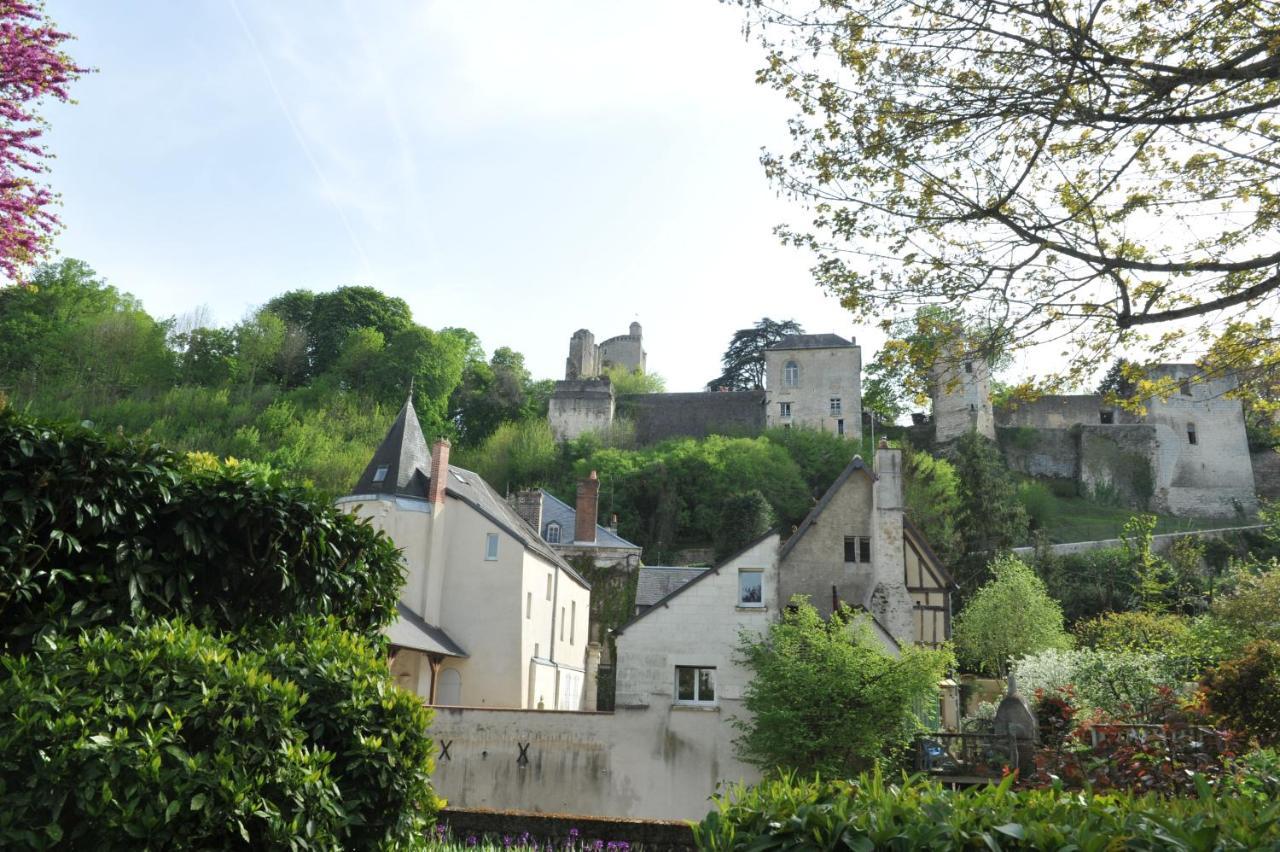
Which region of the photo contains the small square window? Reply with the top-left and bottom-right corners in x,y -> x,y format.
738,569 -> 763,606
1100,410 -> 1114,424
372,464 -> 389,483
675,666 -> 716,704
779,402 -> 791,418
830,397 -> 842,416
485,533 -> 499,560
1180,380 -> 1193,396
844,536 -> 871,563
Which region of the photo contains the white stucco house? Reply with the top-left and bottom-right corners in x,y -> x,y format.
337,396 -> 592,710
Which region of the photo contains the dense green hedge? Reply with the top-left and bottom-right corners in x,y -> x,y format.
0,410 -> 403,654
0,412 -> 438,848
693,772 -> 1280,851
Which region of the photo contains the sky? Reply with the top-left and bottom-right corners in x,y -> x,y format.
40,0 -> 884,392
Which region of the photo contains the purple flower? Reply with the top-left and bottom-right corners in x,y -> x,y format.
467,835 -> 478,847
593,841 -> 604,850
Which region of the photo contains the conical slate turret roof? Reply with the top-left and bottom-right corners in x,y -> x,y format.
352,395 -> 430,498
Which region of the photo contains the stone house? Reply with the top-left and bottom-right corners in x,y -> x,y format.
337,397 -> 593,710
764,333 -> 863,439
778,443 -> 956,650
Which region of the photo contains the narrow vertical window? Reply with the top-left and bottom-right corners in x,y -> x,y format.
560,607 -> 565,640
784,361 -> 799,387
546,574 -> 552,600
570,600 -> 576,644
859,537 -> 871,563
844,536 -> 858,563
526,592 -> 532,619
484,533 -> 498,560
1187,422 -> 1198,445
837,418 -> 845,436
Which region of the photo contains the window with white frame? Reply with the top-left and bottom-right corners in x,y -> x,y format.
779,402 -> 792,418
830,397 -> 842,416
784,361 -> 799,387
844,536 -> 871,563
484,533 -> 499,560
675,666 -> 716,705
545,522 -> 561,543
738,569 -> 764,606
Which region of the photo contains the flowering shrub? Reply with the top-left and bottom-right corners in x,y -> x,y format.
1012,648 -> 1187,720
1032,686 -> 1077,749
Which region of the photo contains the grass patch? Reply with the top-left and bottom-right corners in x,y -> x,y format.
1024,490 -> 1250,545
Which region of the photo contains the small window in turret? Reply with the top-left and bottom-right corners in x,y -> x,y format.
1181,380 -> 1193,396
1100,410 -> 1114,424
964,361 -> 973,374
1187,423 -> 1198,445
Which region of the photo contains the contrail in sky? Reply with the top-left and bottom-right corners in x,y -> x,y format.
226,0 -> 375,279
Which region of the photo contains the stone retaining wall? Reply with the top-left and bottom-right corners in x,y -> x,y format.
437,807 -> 696,851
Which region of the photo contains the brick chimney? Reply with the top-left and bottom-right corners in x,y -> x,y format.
428,438 -> 450,506
514,489 -> 543,534
575,471 -> 599,544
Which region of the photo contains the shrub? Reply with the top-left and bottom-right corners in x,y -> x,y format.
1203,640 -> 1280,747
1035,546 -> 1139,624
1012,648 -> 1186,721
0,621 -> 344,848
0,411 -> 403,654
1211,565 -> 1280,644
1073,611 -> 1212,679
1017,481 -> 1054,531
733,600 -> 951,776
952,555 -> 1070,675
692,771 -> 1280,851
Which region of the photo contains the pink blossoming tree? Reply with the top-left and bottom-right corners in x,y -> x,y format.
0,1 -> 84,281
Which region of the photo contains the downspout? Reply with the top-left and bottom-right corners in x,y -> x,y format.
549,561 -> 561,708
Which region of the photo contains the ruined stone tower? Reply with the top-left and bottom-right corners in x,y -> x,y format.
930,351 -> 996,443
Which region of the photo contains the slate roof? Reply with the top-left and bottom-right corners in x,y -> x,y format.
634,566 -> 708,608
349,398 -> 591,591
538,490 -> 641,550
352,395 -> 430,498
767,333 -> 855,351
777,454 -> 870,561
388,602 -> 467,657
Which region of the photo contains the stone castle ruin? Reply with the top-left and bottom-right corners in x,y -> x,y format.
929,358 -> 1259,519
547,324 -> 862,446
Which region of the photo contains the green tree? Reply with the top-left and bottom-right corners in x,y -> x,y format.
1203,640 -> 1280,747
603,363 -> 667,395
174,325 -> 236,387
715,490 -> 776,560
734,599 -> 951,776
234,309 -> 285,389
949,431 -> 1029,589
307,286 -> 413,375
953,555 -> 1071,676
707,317 -> 803,391
902,446 -> 963,568
730,0 -> 1280,392
450,345 -> 544,447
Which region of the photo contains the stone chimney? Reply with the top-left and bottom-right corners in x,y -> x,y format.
514,489 -> 543,534
575,471 -> 599,544
871,440 -> 913,642
428,439 -> 450,506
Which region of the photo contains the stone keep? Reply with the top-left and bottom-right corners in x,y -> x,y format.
931,352 -> 996,443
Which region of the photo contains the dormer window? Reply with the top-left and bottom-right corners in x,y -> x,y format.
372,465 -> 389,483
545,522 -> 561,544
784,361 -> 799,387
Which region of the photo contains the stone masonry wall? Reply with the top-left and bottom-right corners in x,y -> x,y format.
620,391 -> 765,445
996,425 -> 1079,481
1254,450 -> 1280,501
